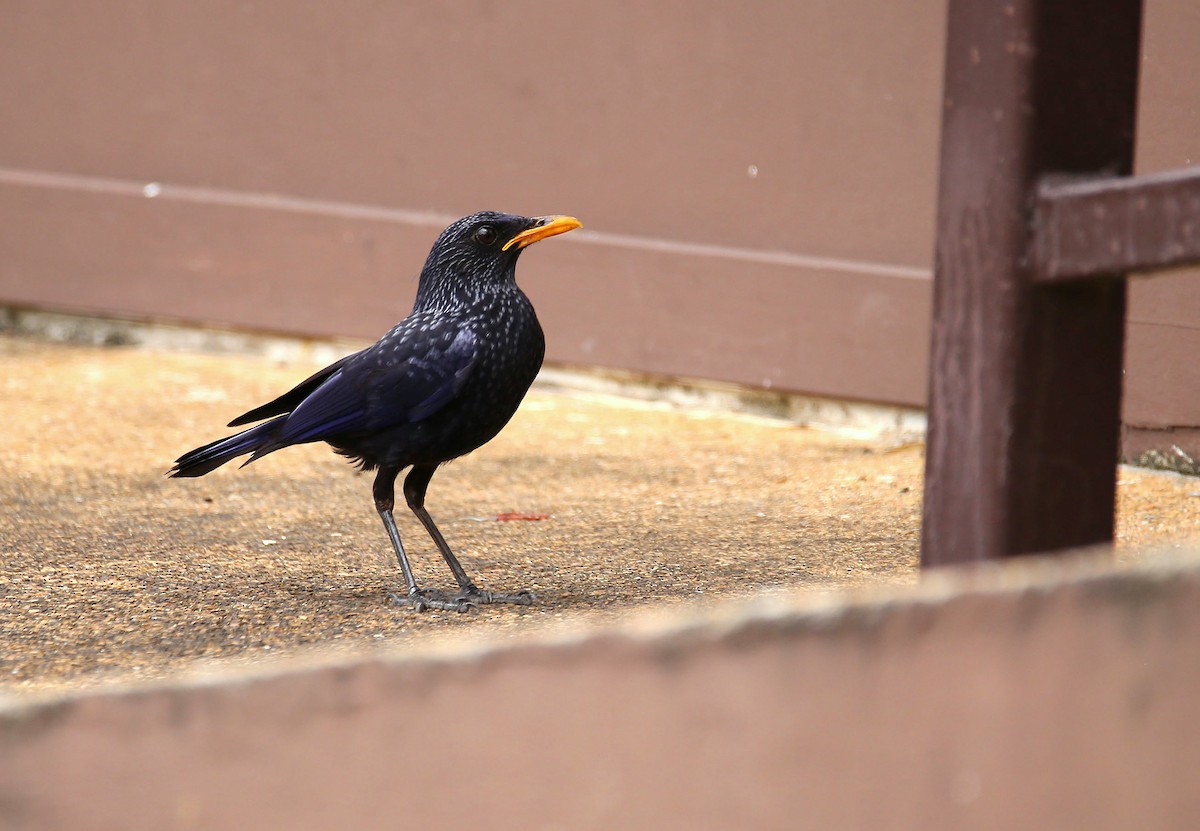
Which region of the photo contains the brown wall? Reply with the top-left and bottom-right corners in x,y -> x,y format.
4,550 -> 1200,830
0,2 -> 1197,440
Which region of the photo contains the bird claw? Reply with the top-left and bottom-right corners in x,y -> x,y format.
387,587 -> 536,612
388,588 -> 477,613
471,588 -> 537,606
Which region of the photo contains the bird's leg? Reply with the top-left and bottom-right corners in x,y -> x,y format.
403,464 -> 536,606
373,467 -> 474,613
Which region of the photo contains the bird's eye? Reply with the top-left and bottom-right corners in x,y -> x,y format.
473,225 -> 498,246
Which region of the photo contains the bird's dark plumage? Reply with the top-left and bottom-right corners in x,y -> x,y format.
170,211 -> 581,611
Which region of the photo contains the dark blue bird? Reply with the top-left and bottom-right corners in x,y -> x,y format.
170,211 -> 582,611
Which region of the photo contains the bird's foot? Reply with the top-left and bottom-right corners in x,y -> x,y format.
463,587 -> 537,606
388,587 -> 476,613
387,586 -> 536,612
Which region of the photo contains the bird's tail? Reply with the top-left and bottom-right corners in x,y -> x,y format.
168,417 -> 284,478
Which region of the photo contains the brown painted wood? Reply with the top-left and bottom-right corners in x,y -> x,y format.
1125,247 -> 1200,437
0,2 -> 943,266
1033,166 -> 1200,280
0,181 -> 933,406
0,0 -> 1198,456
1125,320 -> 1200,427
5,555 -> 1200,830
922,0 -> 1142,566
0,0 -> 944,406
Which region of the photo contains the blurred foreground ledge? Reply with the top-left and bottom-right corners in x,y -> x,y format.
3,545 -> 1199,830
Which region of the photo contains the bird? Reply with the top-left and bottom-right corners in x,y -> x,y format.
169,211 -> 582,612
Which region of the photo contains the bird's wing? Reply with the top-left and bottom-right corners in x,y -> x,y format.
228,352 -> 362,427
270,325 -> 480,445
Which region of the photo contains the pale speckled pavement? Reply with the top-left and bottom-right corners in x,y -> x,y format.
2,333 -> 1197,696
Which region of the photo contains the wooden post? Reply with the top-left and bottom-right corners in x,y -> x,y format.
921,0 -> 1144,566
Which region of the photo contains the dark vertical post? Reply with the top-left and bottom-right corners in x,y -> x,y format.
921,1 -> 1144,566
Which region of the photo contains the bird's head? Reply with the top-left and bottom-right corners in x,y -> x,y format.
415,211 -> 582,308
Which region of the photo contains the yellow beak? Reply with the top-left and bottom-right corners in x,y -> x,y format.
502,215 -> 583,251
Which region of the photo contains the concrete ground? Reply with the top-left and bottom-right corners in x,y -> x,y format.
2,332 -> 1198,697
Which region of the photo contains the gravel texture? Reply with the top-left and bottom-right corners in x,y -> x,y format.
2,334 -> 1196,695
